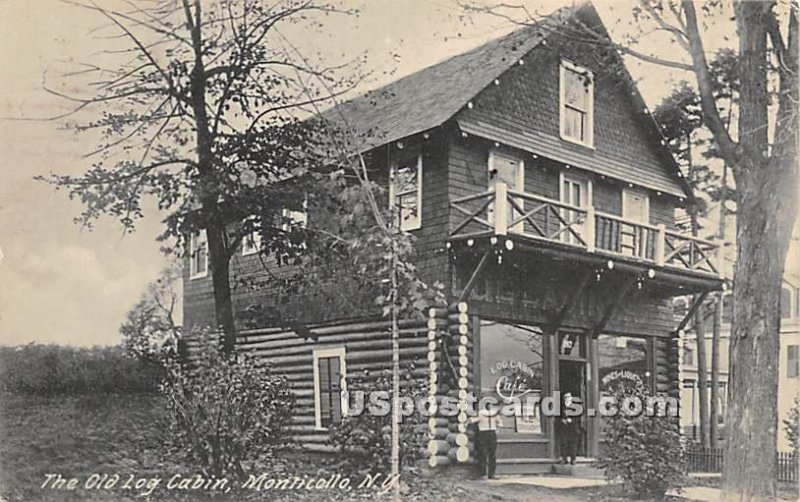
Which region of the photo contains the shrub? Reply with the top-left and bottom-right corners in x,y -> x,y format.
161,336 -> 294,479
596,380 -> 686,499
328,365 -> 427,475
0,344 -> 162,395
784,394 -> 800,457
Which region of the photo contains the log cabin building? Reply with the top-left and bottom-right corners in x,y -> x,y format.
183,2 -> 723,475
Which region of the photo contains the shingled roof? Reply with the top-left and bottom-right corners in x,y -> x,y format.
322,6 -> 573,152
321,1 -> 692,199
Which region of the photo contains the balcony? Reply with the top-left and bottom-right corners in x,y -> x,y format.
449,181 -> 721,278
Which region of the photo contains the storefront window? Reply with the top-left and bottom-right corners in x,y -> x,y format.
479,320 -> 544,434
597,334 -> 649,393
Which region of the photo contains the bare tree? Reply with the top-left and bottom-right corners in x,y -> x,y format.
39,0 -> 361,354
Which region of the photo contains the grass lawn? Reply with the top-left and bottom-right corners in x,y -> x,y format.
0,393 -> 575,501
3,392 -> 794,501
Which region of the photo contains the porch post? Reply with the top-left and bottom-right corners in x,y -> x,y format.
586,205 -> 596,253
588,335 -> 600,457
494,181 -> 508,236
655,224 -> 666,267
546,332 -> 559,460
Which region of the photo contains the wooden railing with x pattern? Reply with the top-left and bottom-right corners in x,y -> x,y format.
449,180 -> 720,276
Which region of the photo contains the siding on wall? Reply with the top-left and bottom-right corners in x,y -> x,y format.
456,24 -> 686,198
447,135 -> 678,231
184,135 -> 454,333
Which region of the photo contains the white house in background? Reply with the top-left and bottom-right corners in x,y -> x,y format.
679,274 -> 800,450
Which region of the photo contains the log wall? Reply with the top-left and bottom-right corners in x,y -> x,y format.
235,318 -> 431,451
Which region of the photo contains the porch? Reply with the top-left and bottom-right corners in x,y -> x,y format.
449,180 -> 722,282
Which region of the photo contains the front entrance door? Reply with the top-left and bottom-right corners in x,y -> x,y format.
558,354 -> 588,458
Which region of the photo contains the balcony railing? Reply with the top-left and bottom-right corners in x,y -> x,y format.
450,181 -> 720,276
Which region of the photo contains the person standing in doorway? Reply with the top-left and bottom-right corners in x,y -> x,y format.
472,401 -> 502,479
558,392 -> 581,465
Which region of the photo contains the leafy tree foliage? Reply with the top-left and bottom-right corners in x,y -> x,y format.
328,366 -> 428,475
120,261 -> 182,367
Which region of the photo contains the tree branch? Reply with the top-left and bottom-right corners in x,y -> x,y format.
681,0 -> 741,167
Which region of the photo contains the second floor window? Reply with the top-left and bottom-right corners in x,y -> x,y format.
781,286 -> 793,320
389,153 -> 423,231
787,345 -> 799,379
189,230 -> 208,279
241,217 -> 261,256
560,60 -> 594,147
282,205 -> 308,231
682,346 -> 694,366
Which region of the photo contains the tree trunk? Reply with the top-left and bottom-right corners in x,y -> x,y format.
721,179 -> 792,500
694,297 -> 709,447
390,239 -> 401,502
711,163 -> 728,447
710,294 -> 721,446
687,136 -> 709,447
207,222 -> 237,354
184,0 -> 238,354
721,2 -> 798,499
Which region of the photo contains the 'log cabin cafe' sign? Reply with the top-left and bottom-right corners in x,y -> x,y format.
489,360 -> 539,400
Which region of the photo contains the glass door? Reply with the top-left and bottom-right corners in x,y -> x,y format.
488,151 -> 524,233
622,188 -> 650,258
560,175 -> 590,245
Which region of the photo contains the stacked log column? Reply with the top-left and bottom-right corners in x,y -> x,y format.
426,306 -> 450,467
447,301 -> 473,464
424,302 -> 475,468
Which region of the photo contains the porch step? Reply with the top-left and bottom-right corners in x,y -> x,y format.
496,458 -> 554,476
496,437 -> 549,460
551,459 -> 604,478
496,457 -> 604,477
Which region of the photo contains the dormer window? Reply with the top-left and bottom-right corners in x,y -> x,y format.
559,60 -> 594,148
389,153 -> 423,231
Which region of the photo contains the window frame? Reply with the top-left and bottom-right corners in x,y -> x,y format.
241,216 -> 262,256
313,346 -> 347,430
389,153 -> 423,231
189,230 -> 208,279
797,287 -> 800,318
622,187 -> 651,224
559,60 -> 594,148
282,195 -> 309,232
682,345 -> 694,366
780,285 -> 794,320
787,345 -> 799,379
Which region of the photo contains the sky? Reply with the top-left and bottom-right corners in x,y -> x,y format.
0,0 -> 770,347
